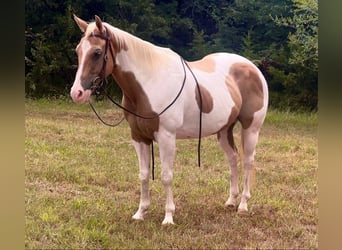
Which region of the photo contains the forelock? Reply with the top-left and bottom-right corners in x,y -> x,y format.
84,22 -> 99,37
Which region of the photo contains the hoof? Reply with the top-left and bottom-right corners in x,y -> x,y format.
225,202 -> 236,210
162,218 -> 175,226
237,209 -> 249,216
132,213 -> 144,221
162,222 -> 175,227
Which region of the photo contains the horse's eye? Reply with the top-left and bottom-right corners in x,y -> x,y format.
93,49 -> 102,59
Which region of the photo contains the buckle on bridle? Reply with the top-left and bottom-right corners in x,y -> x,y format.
87,27 -> 113,96
90,76 -> 104,95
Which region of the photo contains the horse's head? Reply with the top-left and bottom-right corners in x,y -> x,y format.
70,15 -> 115,103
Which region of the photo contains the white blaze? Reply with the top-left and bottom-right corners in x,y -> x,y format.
70,40 -> 93,103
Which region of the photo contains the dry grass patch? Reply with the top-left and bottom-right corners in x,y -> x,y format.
25,99 -> 317,249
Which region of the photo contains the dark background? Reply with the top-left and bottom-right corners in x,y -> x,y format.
25,0 -> 318,111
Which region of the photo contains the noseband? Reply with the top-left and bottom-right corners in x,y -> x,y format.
87,27 -> 115,94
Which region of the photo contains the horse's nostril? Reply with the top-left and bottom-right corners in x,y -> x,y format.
77,90 -> 83,98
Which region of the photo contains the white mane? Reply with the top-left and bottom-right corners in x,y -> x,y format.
102,23 -> 176,71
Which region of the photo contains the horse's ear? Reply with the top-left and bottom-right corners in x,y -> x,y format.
73,14 -> 88,33
95,15 -> 105,34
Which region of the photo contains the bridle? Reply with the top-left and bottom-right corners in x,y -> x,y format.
84,27 -> 116,95
81,26 -> 204,180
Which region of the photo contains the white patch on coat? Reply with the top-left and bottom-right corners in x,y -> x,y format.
70,40 -> 92,103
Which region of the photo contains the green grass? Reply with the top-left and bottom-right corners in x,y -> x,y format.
25,98 -> 318,249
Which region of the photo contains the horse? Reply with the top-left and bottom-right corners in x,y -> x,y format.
70,15 -> 268,225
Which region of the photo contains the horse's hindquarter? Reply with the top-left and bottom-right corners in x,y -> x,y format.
174,52 -> 268,139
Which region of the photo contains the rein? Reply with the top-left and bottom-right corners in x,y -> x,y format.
102,56 -> 187,120
86,28 -> 203,180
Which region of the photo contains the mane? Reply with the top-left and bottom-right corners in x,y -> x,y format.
101,23 -> 176,71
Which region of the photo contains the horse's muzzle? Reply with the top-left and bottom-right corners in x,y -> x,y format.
70,84 -> 92,104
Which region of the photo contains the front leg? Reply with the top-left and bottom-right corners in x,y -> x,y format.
155,131 -> 176,225
132,140 -> 151,221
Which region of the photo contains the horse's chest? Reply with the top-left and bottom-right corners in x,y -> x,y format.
125,114 -> 159,144
123,94 -> 160,144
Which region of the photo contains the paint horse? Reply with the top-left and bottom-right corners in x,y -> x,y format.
70,15 -> 268,225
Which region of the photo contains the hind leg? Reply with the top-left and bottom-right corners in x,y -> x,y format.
218,125 -> 239,208
238,115 -> 265,214
237,128 -> 258,214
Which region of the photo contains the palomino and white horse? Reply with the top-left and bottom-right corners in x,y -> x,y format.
70,15 -> 268,225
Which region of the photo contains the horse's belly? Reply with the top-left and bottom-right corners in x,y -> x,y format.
175,111 -> 230,139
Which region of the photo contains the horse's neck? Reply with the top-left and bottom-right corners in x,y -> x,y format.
111,33 -> 176,97
116,38 -> 174,75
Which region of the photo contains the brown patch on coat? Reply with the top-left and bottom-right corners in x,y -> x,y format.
80,37 -> 108,87
217,105 -> 239,150
225,75 -> 242,113
195,85 -> 214,113
223,75 -> 242,149
227,106 -> 239,150
112,66 -> 159,144
229,63 -> 264,129
188,55 -> 216,73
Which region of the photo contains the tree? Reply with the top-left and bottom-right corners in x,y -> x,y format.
212,0 -> 292,53
273,0 -> 318,72
269,0 -> 318,110
25,0 -> 81,97
25,0 -> 317,110
189,30 -> 213,59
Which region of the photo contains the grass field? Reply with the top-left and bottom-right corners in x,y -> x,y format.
25,98 -> 318,249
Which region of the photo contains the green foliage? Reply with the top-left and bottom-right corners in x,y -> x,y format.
241,30 -> 258,63
189,30 -> 212,59
25,1 -> 79,97
25,0 -> 317,110
269,0 -> 318,110
273,0 -> 318,71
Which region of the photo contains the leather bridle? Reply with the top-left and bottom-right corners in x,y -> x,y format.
85,27 -> 116,95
